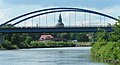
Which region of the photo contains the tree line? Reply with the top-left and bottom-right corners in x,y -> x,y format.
0,24 -> 96,49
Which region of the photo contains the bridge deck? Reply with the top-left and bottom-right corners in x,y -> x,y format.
0,27 -> 113,33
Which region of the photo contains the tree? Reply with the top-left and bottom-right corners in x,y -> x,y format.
96,30 -> 110,42
4,33 -> 13,41
3,24 -> 14,41
77,33 -> 89,42
11,33 -> 21,46
28,33 -> 40,41
60,33 -> 70,40
20,33 -> 29,42
70,33 -> 76,40
1,40 -> 12,49
110,16 -> 120,42
25,36 -> 32,44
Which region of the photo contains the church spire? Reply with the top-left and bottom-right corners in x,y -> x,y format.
58,14 -> 62,23
56,14 -> 64,27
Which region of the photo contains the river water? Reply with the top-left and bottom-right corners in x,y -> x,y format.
0,47 -> 108,65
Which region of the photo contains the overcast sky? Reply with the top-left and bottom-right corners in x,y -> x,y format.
0,0 -> 120,26
1,0 -> 120,9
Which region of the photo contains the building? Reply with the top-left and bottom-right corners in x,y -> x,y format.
39,35 -> 54,40
56,14 -> 64,27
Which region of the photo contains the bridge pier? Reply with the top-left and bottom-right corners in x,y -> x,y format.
0,33 -> 5,44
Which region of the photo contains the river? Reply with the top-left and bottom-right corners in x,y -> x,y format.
0,47 -> 108,65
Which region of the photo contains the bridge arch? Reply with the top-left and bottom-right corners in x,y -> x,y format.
0,7 -> 118,27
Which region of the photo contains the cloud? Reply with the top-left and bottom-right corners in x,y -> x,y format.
100,5 -> 120,18
0,12 -> 4,18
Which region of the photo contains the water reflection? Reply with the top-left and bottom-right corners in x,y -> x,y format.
0,47 -> 108,65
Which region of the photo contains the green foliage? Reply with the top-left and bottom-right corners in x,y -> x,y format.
1,40 -> 12,49
77,33 -> 89,42
25,36 -> 32,44
91,40 -> 107,58
96,30 -> 110,42
30,41 -> 45,47
98,42 -> 116,60
91,17 -> 120,63
4,33 -> 13,41
91,42 -> 120,62
11,33 -> 21,45
0,45 -> 4,50
2,33 -> 33,49
1,40 -> 18,49
59,33 -> 70,40
11,45 -> 19,49
20,33 -> 29,42
28,33 -> 40,41
30,41 -> 75,48
111,18 -> 120,42
69,33 -> 76,40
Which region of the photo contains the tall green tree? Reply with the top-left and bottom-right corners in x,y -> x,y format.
25,36 -> 32,44
60,33 -> 70,40
28,33 -> 40,41
77,33 -> 89,42
11,33 -> 21,46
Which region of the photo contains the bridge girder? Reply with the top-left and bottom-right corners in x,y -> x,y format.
0,7 -> 118,27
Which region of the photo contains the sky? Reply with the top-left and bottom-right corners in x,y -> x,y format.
0,0 -> 120,26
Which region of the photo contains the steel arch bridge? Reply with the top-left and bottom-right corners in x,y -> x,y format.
0,7 -> 118,33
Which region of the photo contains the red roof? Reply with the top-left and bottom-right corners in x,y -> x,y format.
39,35 -> 54,40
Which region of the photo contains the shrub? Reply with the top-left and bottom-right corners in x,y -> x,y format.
91,40 -> 107,57
11,45 -> 19,49
30,41 -> 75,48
1,40 -> 19,49
1,40 -> 12,49
0,45 -> 5,50
91,42 -> 120,63
30,41 -> 45,48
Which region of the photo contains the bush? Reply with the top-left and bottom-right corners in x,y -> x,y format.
91,42 -> 120,63
30,41 -> 75,48
1,40 -> 19,50
98,42 -> 116,60
91,40 -> 107,57
1,40 -> 12,49
0,45 -> 5,50
30,41 -> 45,48
11,45 -> 19,49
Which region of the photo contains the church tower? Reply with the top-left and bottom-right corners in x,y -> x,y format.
56,14 -> 64,27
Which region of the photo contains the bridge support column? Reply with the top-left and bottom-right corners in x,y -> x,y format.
0,33 -> 5,44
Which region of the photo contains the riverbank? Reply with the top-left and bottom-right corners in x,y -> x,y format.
75,42 -> 92,47
0,41 -> 92,50
91,41 -> 120,64
0,41 -> 75,50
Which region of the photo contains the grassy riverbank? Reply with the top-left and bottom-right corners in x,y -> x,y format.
0,41 -> 75,50
30,41 -> 75,48
75,42 -> 92,47
0,41 -> 93,50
